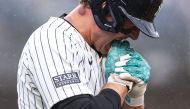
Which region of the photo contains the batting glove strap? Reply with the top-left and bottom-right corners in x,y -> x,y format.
125,95 -> 144,107
108,73 -> 133,91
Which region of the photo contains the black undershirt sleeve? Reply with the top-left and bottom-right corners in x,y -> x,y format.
51,89 -> 121,109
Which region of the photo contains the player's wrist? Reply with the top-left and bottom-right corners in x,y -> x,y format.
125,95 -> 144,107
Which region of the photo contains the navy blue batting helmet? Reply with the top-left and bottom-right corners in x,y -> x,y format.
89,0 -> 163,38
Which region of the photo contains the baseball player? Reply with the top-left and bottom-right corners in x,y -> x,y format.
17,0 -> 163,109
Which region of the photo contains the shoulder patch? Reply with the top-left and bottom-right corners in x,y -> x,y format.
52,72 -> 80,88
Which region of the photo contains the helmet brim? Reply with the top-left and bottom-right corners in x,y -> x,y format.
119,7 -> 159,38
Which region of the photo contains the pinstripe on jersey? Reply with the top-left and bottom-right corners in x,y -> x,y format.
17,17 -> 106,109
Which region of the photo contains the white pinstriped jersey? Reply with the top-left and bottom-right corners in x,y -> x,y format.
17,17 -> 106,109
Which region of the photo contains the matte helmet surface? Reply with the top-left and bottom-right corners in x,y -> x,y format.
89,0 -> 163,38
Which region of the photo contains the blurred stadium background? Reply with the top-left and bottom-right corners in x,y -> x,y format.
0,0 -> 189,109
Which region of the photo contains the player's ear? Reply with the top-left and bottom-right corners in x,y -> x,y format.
78,5 -> 86,15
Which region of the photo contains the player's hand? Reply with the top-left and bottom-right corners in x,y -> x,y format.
107,73 -> 133,91
105,40 -> 151,106
118,52 -> 150,106
105,40 -> 134,91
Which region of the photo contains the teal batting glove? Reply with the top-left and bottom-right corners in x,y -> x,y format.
105,40 -> 132,78
105,40 -> 151,106
105,40 -> 150,83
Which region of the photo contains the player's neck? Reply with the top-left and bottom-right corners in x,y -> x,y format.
65,5 -> 93,46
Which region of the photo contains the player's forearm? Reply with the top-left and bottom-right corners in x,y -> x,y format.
122,102 -> 144,109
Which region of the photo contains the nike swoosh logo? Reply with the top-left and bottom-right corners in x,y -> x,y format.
88,58 -> 93,65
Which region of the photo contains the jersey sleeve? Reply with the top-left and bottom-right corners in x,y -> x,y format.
26,18 -> 94,108
17,42 -> 47,109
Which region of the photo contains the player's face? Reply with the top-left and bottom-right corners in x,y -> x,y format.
91,16 -> 140,55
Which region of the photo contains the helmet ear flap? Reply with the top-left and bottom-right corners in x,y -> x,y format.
89,0 -> 119,32
101,4 -> 110,16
